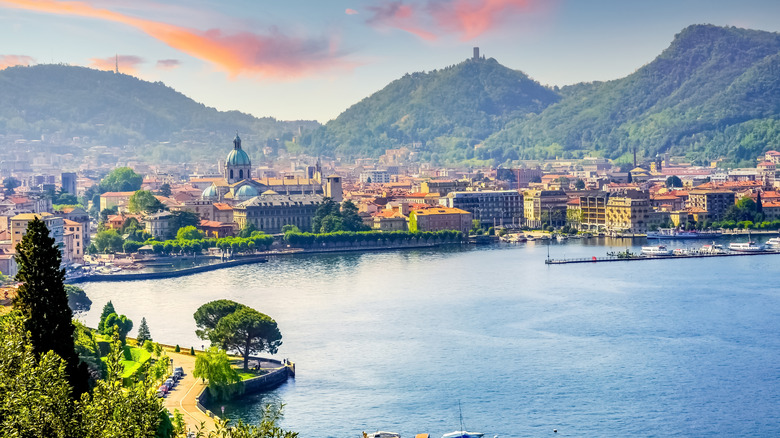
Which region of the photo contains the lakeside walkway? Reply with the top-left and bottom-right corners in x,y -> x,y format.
163,351 -> 289,433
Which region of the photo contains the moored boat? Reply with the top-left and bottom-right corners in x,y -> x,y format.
363,432 -> 401,438
441,432 -> 484,438
728,241 -> 765,252
765,237 -> 780,247
641,245 -> 671,256
700,243 -> 726,254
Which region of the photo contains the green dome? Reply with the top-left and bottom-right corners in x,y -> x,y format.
201,185 -> 217,199
226,148 -> 251,166
235,184 -> 259,200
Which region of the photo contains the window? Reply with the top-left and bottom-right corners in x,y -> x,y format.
230,170 -> 234,179
239,169 -> 244,179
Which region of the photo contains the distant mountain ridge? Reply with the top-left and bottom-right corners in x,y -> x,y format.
303,24 -> 780,166
302,56 -> 560,162
0,64 -> 318,161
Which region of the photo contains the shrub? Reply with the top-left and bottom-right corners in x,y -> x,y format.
174,344 -> 180,353
190,346 -> 195,355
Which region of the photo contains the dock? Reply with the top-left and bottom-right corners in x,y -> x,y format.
545,249 -> 780,264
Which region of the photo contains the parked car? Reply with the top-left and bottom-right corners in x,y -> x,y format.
165,378 -> 175,389
156,389 -> 165,398
158,384 -> 169,394
175,367 -> 184,377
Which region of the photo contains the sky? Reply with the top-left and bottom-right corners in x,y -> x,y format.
1,0 -> 780,123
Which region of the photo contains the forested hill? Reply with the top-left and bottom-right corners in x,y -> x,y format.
301,57 -> 561,161
0,64 -> 318,159
482,24 -> 780,165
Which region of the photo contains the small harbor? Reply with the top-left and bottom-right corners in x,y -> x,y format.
545,248 -> 780,264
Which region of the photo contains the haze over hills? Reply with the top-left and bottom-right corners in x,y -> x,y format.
3,24 -> 780,166
0,64 -> 318,162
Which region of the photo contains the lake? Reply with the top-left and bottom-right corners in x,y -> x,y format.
79,237 -> 780,437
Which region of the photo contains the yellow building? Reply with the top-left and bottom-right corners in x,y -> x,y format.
99,191 -> 136,211
10,213 -> 65,259
408,207 -> 472,234
605,193 -> 651,234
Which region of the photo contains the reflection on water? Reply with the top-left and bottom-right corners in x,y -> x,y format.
80,241 -> 780,437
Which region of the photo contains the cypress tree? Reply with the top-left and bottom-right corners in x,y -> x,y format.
136,316 -> 151,346
756,192 -> 763,215
97,300 -> 116,333
13,217 -> 90,397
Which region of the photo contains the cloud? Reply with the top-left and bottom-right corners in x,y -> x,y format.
156,59 -> 181,70
366,1 -> 437,41
0,0 -> 355,79
345,8 -> 358,15
0,54 -> 35,69
366,0 -> 541,41
89,55 -> 144,74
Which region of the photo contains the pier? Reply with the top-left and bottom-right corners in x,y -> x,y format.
546,249 -> 780,264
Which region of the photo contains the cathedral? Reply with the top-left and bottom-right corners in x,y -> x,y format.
200,133 -> 342,204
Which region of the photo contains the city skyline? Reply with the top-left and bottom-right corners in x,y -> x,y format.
1,0 -> 780,123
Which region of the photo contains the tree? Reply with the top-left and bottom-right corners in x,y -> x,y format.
212,307 -> 283,371
177,225 -> 204,241
94,229 -> 123,253
3,176 -> 21,194
194,299 -> 246,341
168,210 -> 200,239
340,200 -> 368,231
157,183 -> 172,197
574,178 -> 586,190
193,347 -> 241,400
12,217 -> 90,397
65,284 -> 92,314
102,312 -> 133,343
238,222 -> 259,238
136,317 -> 152,346
665,175 -> 683,188
100,167 -> 143,192
127,190 -> 165,214
98,300 -> 116,333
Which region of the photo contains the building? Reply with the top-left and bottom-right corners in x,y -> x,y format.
687,190 -> 736,221
496,168 -> 544,189
233,193 -> 324,234
523,190 -> 568,228
360,170 -> 391,184
408,206 -> 472,234
605,191 -> 651,234
56,206 -> 91,246
145,211 -> 173,239
442,190 -> 523,228
578,192 -> 610,231
61,172 -> 77,195
324,175 -> 343,202
63,219 -> 84,264
100,191 -> 136,211
419,179 -> 470,195
10,212 -> 65,258
372,209 -> 408,231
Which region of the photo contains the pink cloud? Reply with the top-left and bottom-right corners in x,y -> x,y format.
0,54 -> 36,69
156,59 -> 181,70
0,0 -> 355,80
366,0 -> 542,41
89,55 -> 144,74
345,8 -> 358,15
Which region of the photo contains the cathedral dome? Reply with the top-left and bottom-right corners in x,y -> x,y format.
201,185 -> 217,200
235,184 -> 259,201
226,148 -> 251,166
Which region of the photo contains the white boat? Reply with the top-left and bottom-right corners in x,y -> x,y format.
441,432 -> 484,438
700,243 -> 725,254
556,234 -> 568,241
765,237 -> 780,247
672,248 -> 688,255
729,241 -> 765,252
641,245 -> 671,256
363,432 -> 401,438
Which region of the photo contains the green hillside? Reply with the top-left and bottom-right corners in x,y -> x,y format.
302,57 -> 560,162
483,24 -> 780,165
0,64 -> 318,161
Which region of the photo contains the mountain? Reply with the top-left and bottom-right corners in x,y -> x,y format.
0,64 -> 318,162
482,24 -> 780,165
301,57 -> 560,162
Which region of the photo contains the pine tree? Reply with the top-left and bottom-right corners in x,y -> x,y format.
13,217 -> 90,397
97,300 -> 116,333
136,317 -> 151,346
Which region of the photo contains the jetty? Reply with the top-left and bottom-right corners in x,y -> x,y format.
546,249 -> 780,264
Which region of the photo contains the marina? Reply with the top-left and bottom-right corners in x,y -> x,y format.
546,247 -> 780,264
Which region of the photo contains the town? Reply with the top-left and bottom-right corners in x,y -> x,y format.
1,132 -> 779,279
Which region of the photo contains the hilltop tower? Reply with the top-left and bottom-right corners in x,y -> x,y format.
473,47 -> 480,60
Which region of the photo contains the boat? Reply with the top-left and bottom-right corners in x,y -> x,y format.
363,432 -> 401,438
700,243 -> 726,254
646,228 -> 723,239
765,237 -> 780,247
441,432 -> 483,438
556,234 -> 568,241
641,245 -> 671,256
672,248 -> 688,255
728,241 -> 765,252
